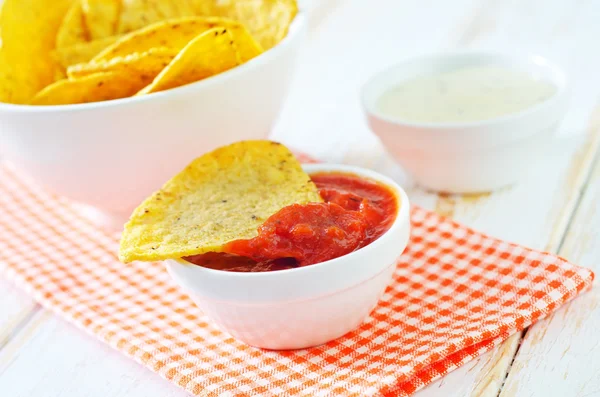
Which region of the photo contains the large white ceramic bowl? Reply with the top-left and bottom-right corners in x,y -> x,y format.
165,163 -> 411,350
362,51 -> 569,193
0,12 -> 306,228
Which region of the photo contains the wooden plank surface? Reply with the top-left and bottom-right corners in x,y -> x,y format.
500,145 -> 600,397
0,279 -> 37,350
0,0 -> 599,396
416,100 -> 600,397
0,312 -> 183,397
414,0 -> 600,392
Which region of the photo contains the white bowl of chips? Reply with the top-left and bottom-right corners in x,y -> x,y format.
0,0 -> 304,228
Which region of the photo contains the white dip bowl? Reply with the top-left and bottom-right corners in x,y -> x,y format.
165,163 -> 411,350
362,51 -> 569,193
0,12 -> 306,228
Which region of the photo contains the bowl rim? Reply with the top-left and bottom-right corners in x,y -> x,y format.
360,50 -> 570,130
0,10 -> 306,113
166,163 -> 410,281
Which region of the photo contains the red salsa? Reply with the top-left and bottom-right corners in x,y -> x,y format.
184,172 -> 398,272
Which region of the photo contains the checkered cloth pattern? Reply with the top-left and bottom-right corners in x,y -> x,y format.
0,161 -> 594,396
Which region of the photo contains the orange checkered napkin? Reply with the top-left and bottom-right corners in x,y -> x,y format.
0,163 -> 594,397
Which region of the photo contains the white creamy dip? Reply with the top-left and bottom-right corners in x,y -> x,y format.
376,65 -> 557,123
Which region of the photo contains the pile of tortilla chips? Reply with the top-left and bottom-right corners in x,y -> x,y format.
0,0 -> 297,105
119,140 -> 323,263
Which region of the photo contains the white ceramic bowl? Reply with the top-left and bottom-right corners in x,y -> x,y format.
0,12 -> 306,228
165,163 -> 411,350
361,51 -> 569,193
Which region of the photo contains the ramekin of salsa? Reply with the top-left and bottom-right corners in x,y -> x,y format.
165,164 -> 410,350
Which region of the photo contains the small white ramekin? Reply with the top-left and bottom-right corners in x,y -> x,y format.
361,51 -> 570,193
165,163 -> 410,350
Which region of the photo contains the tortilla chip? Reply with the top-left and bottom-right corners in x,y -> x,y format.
117,0 -> 161,33
30,71 -> 153,105
67,47 -> 178,79
230,23 -> 264,63
0,0 -> 73,104
56,0 -> 90,48
117,0 -> 182,34
119,140 -> 323,263
54,68 -> 68,81
211,0 -> 298,50
0,52 -> 20,104
81,0 -> 121,39
186,0 -> 218,15
138,25 -> 261,95
53,35 -> 122,69
172,0 -> 197,17
93,16 -> 242,62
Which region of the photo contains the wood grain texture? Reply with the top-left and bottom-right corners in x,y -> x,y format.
0,278 -> 38,351
500,145 -> 600,397
0,0 -> 599,396
415,0 -> 600,393
415,121 -> 600,397
0,313 -> 185,397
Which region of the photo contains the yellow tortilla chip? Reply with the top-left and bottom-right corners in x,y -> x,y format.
67,47 -> 178,79
0,0 -> 73,104
138,25 -> 261,95
0,52 -> 20,104
119,140 -> 322,263
186,0 -> 218,15
30,71 -> 153,105
210,0 -> 298,50
117,0 -> 182,34
93,16 -> 243,62
56,0 -> 90,48
230,24 -> 264,63
54,68 -> 67,81
53,35 -> 122,69
172,0 -> 197,17
81,0 -> 121,39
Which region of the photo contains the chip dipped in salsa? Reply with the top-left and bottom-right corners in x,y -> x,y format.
119,140 -> 400,273
184,171 -> 398,272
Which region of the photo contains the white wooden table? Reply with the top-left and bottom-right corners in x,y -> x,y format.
1,1 -> 599,396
